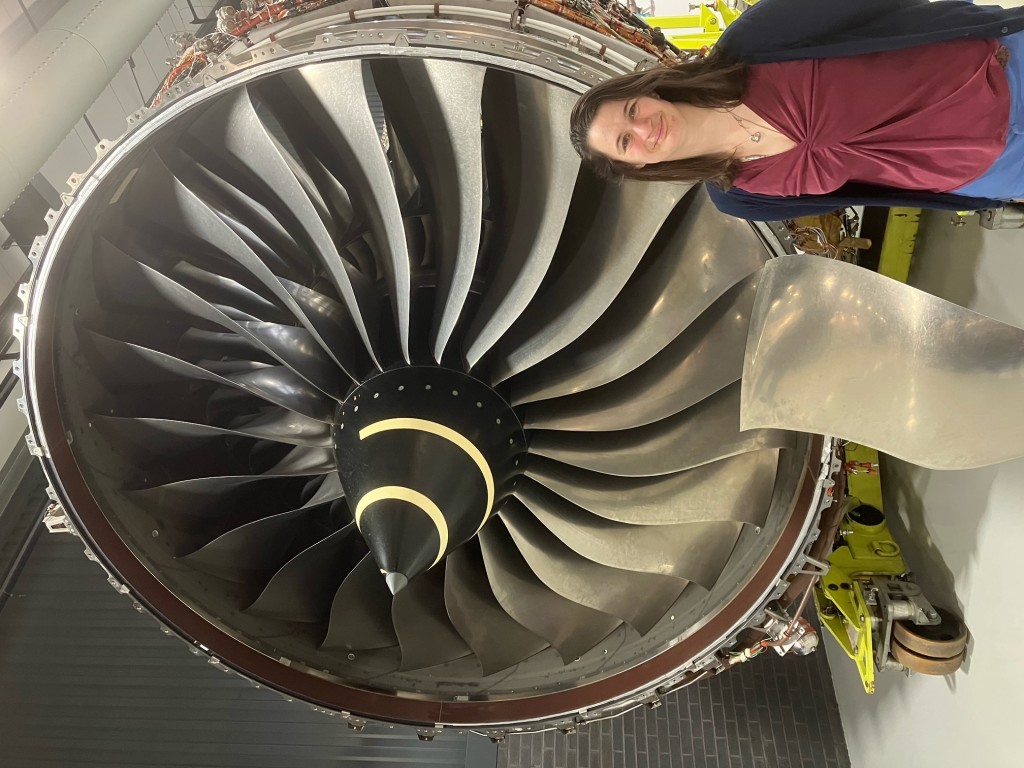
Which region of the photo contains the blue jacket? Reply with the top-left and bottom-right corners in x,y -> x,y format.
708,0 -> 1024,220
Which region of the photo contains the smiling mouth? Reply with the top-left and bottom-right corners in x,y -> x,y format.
653,114 -> 664,150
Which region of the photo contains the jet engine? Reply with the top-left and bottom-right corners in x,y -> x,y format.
17,0 -> 838,735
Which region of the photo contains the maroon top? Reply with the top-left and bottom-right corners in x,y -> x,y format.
732,39 -> 1010,196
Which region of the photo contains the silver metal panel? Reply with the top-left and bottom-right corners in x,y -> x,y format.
741,255 -> 1024,469
530,382 -> 793,476
510,189 -> 765,404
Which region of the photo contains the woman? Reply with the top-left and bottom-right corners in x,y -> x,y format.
570,0 -> 1024,221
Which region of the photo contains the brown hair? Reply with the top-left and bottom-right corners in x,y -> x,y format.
569,53 -> 748,187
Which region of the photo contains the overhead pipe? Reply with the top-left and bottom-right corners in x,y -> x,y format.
0,0 -> 175,214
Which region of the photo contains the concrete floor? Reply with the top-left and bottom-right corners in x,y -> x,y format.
824,209 -> 1024,768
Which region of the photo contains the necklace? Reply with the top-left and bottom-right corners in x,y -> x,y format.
728,109 -> 762,143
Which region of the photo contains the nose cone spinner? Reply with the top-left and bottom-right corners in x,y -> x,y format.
333,367 -> 526,593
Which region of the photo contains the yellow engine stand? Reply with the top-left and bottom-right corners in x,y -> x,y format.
645,1 -> 756,51
813,447 -> 907,694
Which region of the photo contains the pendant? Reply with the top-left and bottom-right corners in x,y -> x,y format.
750,132 -> 762,143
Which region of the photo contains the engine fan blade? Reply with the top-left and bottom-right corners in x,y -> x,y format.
92,412 -> 331,449
83,330 -> 336,423
322,554 -> 399,651
478,521 -> 620,664
742,253 -> 1024,469
246,523 -> 366,623
500,501 -> 686,635
371,58 -> 486,363
127,152 -> 358,373
510,189 -> 765,404
489,180 -> 688,382
520,273 -> 759,430
516,479 -> 740,589
187,84 -> 382,364
392,566 -> 472,671
462,73 -> 580,368
444,542 -> 549,676
276,62 -> 412,363
525,451 -> 778,527
183,473 -> 343,583
530,381 -> 793,476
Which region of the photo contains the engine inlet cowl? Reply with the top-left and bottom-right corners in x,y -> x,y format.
17,2 -> 836,732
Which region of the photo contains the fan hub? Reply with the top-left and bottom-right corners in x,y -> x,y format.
333,366 -> 526,589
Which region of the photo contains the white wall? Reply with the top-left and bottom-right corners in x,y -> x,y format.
826,210 -> 1024,768
32,1 -> 221,198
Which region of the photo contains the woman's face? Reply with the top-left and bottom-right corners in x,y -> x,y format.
586,95 -> 681,167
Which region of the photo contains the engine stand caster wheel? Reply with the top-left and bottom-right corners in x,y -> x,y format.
893,606 -> 969,658
890,638 -> 966,676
